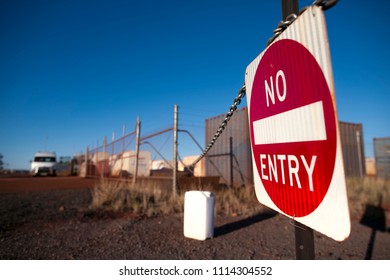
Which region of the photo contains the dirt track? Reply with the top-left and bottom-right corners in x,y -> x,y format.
0,176 -> 98,193
0,177 -> 389,260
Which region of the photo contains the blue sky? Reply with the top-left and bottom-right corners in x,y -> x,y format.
1,0 -> 389,170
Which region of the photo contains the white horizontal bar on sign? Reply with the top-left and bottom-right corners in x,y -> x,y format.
253,101 -> 327,145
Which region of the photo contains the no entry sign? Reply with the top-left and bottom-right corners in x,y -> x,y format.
245,6 -> 350,241
250,38 -> 336,218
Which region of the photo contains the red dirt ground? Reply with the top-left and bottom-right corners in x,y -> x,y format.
0,176 -> 389,260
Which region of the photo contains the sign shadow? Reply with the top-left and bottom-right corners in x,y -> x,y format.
360,195 -> 387,260
214,210 -> 277,238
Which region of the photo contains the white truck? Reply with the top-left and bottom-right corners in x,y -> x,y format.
30,151 -> 57,176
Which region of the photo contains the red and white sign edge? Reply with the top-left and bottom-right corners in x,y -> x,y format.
245,6 -> 350,241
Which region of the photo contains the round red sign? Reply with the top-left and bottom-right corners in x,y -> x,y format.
250,39 -> 337,217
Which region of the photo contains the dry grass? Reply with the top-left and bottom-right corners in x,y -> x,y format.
212,185 -> 263,216
90,179 -> 184,217
90,179 -> 263,217
346,176 -> 390,219
90,176 -> 390,219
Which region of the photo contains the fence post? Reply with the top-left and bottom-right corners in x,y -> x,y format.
133,116 -> 141,186
121,125 -> 126,176
173,104 -> 178,196
356,130 -> 363,177
111,132 -> 115,175
103,136 -> 107,179
230,137 -> 234,188
85,146 -> 89,177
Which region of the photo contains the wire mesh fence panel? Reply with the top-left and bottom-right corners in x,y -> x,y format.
85,127 -> 175,179
86,131 -> 136,178
141,128 -> 174,177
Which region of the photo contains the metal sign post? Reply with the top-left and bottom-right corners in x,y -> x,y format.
282,0 -> 315,260
281,0 -> 298,20
295,221 -> 315,259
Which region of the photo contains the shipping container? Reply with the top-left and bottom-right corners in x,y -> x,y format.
374,137 -> 390,178
205,107 -> 252,187
339,121 -> 366,177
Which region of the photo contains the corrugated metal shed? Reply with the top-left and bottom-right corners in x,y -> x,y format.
374,137 -> 390,178
205,107 -> 368,185
339,121 -> 366,177
205,107 -> 252,187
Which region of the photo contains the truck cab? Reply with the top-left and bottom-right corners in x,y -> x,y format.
31,151 -> 57,176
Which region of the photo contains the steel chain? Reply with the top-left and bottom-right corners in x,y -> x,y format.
267,0 -> 339,46
189,0 -> 338,168
190,84 -> 246,168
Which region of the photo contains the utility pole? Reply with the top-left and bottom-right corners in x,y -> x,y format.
281,0 -> 315,260
133,116 -> 141,186
173,104 -> 178,196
